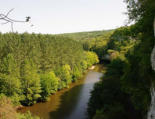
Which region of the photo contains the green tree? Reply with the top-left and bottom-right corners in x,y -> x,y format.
61,64 -> 72,86
20,59 -> 41,105
0,54 -> 21,96
72,65 -> 82,81
40,71 -> 59,101
85,51 -> 99,67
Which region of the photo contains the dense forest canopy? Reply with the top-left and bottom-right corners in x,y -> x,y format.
59,30 -> 114,41
0,32 -> 99,118
61,30 -> 114,60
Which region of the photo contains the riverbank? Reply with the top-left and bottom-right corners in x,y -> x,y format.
18,65 -> 103,119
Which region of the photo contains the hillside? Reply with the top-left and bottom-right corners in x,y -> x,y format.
59,30 -> 114,41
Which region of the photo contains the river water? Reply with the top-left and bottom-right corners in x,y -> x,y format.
19,65 -> 103,119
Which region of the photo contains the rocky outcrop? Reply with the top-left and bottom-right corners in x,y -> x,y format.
151,18 -> 155,71
148,18 -> 155,119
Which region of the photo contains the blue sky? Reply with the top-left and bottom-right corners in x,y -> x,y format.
0,0 -> 128,34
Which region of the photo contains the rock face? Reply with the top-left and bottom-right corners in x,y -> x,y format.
147,87 -> 155,119
151,18 -> 155,71
151,47 -> 155,71
154,18 -> 155,37
148,18 -> 155,119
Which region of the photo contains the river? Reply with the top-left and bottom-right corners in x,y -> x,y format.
19,65 -> 103,119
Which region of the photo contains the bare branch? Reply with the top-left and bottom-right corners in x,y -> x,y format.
6,8 -> 14,16
0,9 -> 31,32
4,16 -> 26,23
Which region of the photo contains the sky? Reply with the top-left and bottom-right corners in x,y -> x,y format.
0,0 -> 128,34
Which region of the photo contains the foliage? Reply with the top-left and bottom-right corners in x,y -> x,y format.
0,54 -> 21,96
85,51 -> 99,67
60,30 -> 113,41
88,2 -> 155,117
40,71 -> 59,101
88,59 -> 132,119
20,60 -> 41,105
0,94 -> 39,119
18,111 -> 40,119
0,32 -> 99,106
60,30 -> 114,60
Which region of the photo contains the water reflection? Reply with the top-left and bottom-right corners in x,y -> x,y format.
19,67 -> 103,119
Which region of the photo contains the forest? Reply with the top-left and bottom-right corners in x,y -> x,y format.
0,0 -> 155,119
88,0 -> 155,119
62,29 -> 114,61
0,33 -> 99,119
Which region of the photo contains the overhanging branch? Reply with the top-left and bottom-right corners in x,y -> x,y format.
0,9 -> 31,32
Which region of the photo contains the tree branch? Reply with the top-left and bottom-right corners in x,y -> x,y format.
0,9 -> 31,32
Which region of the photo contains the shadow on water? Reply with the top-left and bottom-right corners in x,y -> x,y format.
49,71 -> 103,119
19,65 -> 103,119
49,84 -> 85,119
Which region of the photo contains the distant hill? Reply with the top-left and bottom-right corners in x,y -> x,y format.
58,30 -> 114,41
